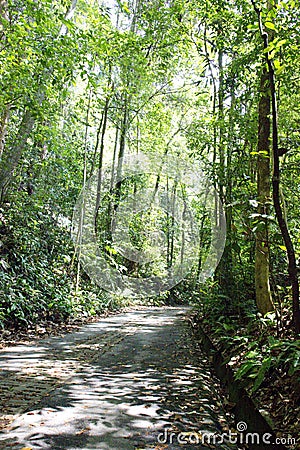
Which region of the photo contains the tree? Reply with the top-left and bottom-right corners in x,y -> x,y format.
0,0 -> 80,201
252,0 -> 300,333
254,66 -> 275,315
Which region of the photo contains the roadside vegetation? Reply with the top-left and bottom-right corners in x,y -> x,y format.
0,0 -> 299,444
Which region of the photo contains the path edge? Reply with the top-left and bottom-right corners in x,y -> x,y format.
190,315 -> 288,450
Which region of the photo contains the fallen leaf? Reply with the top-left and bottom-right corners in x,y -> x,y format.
76,426 -> 91,435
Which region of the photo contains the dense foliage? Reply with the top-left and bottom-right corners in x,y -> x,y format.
0,0 -> 300,349
1,1 -> 300,439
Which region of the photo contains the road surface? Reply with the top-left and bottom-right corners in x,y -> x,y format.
0,307 -> 236,449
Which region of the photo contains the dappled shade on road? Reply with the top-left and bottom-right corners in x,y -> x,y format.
0,308 -> 235,449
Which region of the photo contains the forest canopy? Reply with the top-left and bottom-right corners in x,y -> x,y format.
0,0 -> 299,337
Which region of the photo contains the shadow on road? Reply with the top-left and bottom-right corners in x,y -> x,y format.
0,308 -> 234,449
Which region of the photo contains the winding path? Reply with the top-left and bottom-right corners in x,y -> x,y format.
0,307 -> 235,449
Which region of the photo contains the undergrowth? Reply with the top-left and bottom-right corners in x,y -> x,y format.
0,196 -> 124,329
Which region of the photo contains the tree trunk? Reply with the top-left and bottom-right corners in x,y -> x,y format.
255,68 -> 274,315
74,89 -> 91,293
265,42 -> 300,335
223,82 -> 235,299
0,108 -> 9,158
114,96 -> 128,210
95,94 -> 110,214
0,0 -> 8,158
252,0 -> 300,332
218,49 -> 225,204
0,0 -> 78,203
105,126 -> 119,242
0,110 -> 35,201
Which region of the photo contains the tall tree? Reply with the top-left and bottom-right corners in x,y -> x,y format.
0,0 -> 79,202
255,66 -> 274,315
252,0 -> 300,332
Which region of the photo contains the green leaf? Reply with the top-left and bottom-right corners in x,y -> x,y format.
251,357 -> 272,393
275,65 -> 285,75
247,24 -> 259,31
265,21 -> 276,30
246,350 -> 259,359
273,60 -> 281,70
235,361 -> 259,380
275,39 -> 287,48
288,351 -> 300,376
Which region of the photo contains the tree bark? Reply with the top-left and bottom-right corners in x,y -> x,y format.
255,68 -> 274,315
95,94 -> 110,214
114,95 -> 128,210
252,0 -> 300,332
0,110 -> 35,201
0,108 -> 9,158
266,46 -> 300,334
